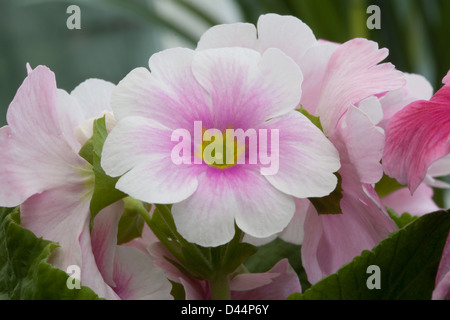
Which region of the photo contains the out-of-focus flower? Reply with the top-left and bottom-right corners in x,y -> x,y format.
0,65 -> 172,300
147,239 -> 301,300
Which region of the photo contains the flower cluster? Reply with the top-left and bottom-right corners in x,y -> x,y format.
0,14 -> 449,300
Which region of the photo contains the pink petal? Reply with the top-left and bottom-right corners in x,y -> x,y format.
260,111 -> 340,198
197,13 -> 317,67
256,14 -> 316,64
379,73 -> 434,129
172,167 -> 295,247
230,259 -> 301,300
433,233 -> 450,300
298,42 -> 338,115
111,48 -> 212,130
70,78 -> 115,119
20,182 -> 92,272
315,38 -> 405,136
382,184 -> 440,217
101,116 -> 201,204
0,66 -> 89,207
278,198 -> 310,245
91,202 -> 124,288
20,182 -> 120,299
383,77 -> 450,193
112,246 -> 173,300
191,47 -> 303,129
337,106 -> 385,184
302,184 -> 396,284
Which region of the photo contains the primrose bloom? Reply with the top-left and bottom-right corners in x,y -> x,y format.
0,65 -> 172,300
198,14 -> 403,282
101,46 -> 341,247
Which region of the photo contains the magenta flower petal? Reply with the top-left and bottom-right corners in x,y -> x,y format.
383,73 -> 450,193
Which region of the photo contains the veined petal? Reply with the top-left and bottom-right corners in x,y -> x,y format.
172,167 -> 295,247
0,66 -> 89,207
112,246 -> 173,300
20,182 -> 92,272
298,42 -> 338,115
260,111 -> 340,198
379,73 -> 434,129
302,185 -> 395,284
91,201 -> 124,289
101,116 -> 201,204
316,38 -> 405,136
383,78 -> 450,193
338,106 -> 385,184
111,48 -> 212,130
191,47 -> 303,129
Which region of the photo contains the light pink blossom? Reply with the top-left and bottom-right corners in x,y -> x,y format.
0,65 -> 172,299
101,45 -> 341,247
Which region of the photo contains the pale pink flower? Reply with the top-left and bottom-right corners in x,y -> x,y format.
197,14 -> 403,283
101,45 -> 341,247
0,65 -> 172,299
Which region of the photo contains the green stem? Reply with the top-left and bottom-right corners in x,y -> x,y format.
209,274 -> 231,300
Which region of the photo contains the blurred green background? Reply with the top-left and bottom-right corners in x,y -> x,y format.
0,0 -> 449,207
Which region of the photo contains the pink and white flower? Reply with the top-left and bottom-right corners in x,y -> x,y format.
0,65 -> 172,300
101,45 -> 341,247
197,14 -> 403,282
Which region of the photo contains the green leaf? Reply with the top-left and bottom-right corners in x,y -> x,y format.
387,209 -> 418,229
0,207 -> 101,300
309,173 -> 343,215
116,197 -> 145,245
298,106 -> 323,132
244,238 -> 311,291
288,210 -> 450,300
88,116 -> 126,221
375,174 -> 406,198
